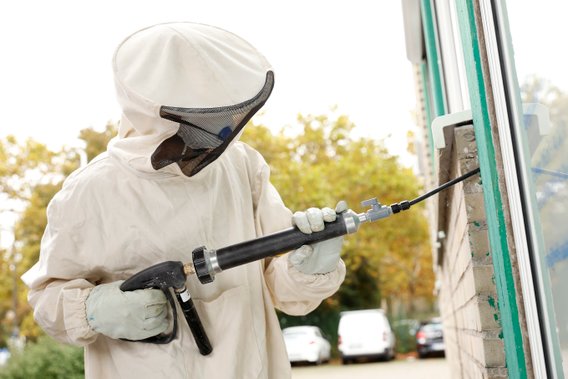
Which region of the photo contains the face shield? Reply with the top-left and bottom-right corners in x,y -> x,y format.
112,22 -> 274,177
151,71 -> 274,177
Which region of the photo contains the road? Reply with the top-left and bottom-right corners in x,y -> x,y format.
291,357 -> 451,379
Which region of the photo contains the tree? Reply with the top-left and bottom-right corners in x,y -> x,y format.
241,111 -> 434,345
3,112 -> 433,358
0,136 -> 80,346
79,122 -> 118,162
0,124 -> 117,343
521,75 -> 568,129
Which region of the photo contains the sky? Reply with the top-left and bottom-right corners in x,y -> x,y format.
1,2 -> 566,175
0,1 -> 418,161
507,1 -> 568,93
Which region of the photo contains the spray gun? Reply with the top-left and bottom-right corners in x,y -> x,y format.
119,198 -> 392,356
121,167 -> 480,355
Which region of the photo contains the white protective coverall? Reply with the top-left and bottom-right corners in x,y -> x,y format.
22,22 -> 346,379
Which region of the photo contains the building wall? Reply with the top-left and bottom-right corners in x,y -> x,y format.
437,125 -> 508,378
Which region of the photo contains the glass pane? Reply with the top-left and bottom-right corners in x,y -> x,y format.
507,1 -> 568,375
435,0 -> 470,113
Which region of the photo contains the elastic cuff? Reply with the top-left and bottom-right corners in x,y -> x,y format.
62,287 -> 99,344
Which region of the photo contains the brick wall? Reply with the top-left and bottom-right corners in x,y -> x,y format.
437,126 -> 508,378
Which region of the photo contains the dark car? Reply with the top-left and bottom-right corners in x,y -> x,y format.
416,318 -> 445,358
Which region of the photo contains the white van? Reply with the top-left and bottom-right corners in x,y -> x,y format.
337,309 -> 396,364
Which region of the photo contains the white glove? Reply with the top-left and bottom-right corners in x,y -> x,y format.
288,201 -> 347,274
85,280 -> 169,340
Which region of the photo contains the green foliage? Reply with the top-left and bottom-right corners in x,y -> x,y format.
241,111 -> 435,350
2,113 -> 432,362
0,124 -> 118,343
521,75 -> 568,124
0,337 -> 84,379
79,122 -> 117,162
0,137 -> 72,201
0,135 -> 75,344
391,318 -> 419,354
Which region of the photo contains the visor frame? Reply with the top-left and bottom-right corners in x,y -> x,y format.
151,70 -> 274,177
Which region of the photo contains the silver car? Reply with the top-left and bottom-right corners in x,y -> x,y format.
282,326 -> 331,365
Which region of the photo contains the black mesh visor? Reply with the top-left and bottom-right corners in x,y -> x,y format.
152,71 -> 274,177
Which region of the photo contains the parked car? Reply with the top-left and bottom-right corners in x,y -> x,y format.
337,309 -> 396,364
282,326 -> 331,365
416,318 -> 445,358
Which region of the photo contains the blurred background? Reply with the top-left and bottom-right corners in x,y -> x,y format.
0,1 -> 438,376
3,0 -> 566,377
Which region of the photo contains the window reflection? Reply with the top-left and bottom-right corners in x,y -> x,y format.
510,1 -> 568,373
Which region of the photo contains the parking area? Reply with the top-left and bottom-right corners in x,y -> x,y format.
291,357 -> 451,379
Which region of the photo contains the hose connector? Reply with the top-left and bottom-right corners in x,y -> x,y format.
192,246 -> 216,284
390,200 -> 411,214
358,198 -> 393,223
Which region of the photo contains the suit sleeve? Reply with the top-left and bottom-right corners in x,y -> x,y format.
249,152 -> 346,316
22,182 -> 99,346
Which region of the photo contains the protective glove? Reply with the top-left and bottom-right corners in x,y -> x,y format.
288,201 -> 347,274
85,280 -> 169,340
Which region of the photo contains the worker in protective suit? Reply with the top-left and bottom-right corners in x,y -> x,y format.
22,22 -> 346,379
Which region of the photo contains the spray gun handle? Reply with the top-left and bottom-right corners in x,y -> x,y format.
174,289 -> 212,355
120,261 -> 212,355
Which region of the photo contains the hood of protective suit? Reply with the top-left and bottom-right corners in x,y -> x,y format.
108,22 -> 274,177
